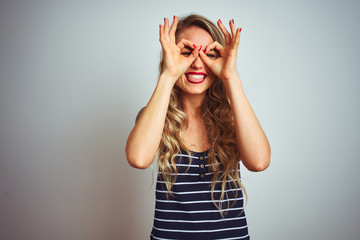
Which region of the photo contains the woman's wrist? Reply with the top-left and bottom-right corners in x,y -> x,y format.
222,74 -> 242,87
157,73 -> 178,92
159,72 -> 179,85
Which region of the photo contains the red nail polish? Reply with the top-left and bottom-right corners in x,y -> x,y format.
199,46 -> 202,51
204,49 -> 207,54
193,44 -> 197,48
239,27 -> 242,32
219,19 -> 222,24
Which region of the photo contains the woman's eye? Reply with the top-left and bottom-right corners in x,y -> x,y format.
207,53 -> 217,58
181,52 -> 191,56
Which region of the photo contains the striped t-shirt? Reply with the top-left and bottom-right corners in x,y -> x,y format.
150,149 -> 249,240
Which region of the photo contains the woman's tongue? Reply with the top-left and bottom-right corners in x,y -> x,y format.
186,74 -> 206,83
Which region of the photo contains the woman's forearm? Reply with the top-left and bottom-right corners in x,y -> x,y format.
125,74 -> 175,169
223,76 -> 271,172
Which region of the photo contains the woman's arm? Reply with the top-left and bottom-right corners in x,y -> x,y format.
125,16 -> 200,169
223,76 -> 271,172
126,76 -> 175,169
200,19 -> 270,171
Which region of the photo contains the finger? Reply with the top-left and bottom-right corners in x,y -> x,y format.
159,24 -> 166,47
159,24 -> 171,54
187,45 -> 200,63
198,51 -> 213,68
169,15 -> 178,42
164,17 -> 169,40
217,19 -> 232,45
159,24 -> 162,40
229,19 -> 237,44
233,27 -> 242,49
204,41 -> 224,55
176,39 -> 196,50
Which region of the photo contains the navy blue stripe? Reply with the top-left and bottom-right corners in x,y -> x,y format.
153,217 -> 248,231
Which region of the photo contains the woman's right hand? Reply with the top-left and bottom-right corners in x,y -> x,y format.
159,16 -> 200,83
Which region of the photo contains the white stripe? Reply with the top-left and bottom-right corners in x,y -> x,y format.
174,163 -> 219,168
176,153 -> 198,159
151,233 -> 249,240
153,225 -> 248,233
157,179 -> 237,185
156,188 -> 240,195
151,232 -> 249,240
161,172 -> 215,176
156,197 -> 243,204
175,164 -> 199,167
155,206 -> 243,214
215,234 -> 249,240
160,169 -> 239,176
154,215 -> 246,223
150,234 -> 176,240
176,154 -> 209,159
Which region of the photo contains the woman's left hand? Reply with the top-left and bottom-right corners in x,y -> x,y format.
199,19 -> 242,82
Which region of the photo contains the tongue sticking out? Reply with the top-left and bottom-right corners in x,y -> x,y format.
185,73 -> 207,84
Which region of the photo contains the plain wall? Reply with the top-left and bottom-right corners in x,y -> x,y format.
1,0 -> 359,239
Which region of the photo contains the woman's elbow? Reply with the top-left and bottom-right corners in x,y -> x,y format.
250,159 -> 270,172
125,148 -> 154,169
243,153 -> 271,172
127,159 -> 150,169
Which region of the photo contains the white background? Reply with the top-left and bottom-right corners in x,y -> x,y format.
1,0 -> 359,239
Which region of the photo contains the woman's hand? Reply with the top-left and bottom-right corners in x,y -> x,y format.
159,16 -> 200,83
199,19 -> 242,82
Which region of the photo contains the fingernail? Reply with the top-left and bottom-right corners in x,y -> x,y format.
239,27 -> 242,32
199,46 -> 202,51
193,44 -> 197,49
231,19 -> 234,24
204,49 -> 207,54
219,19 -> 222,24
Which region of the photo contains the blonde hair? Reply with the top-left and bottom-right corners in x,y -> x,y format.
157,14 -> 247,216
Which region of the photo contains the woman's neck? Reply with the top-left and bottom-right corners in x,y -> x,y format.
181,92 -> 205,117
180,93 -> 210,152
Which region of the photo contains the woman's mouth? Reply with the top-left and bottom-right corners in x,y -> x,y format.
185,72 -> 207,84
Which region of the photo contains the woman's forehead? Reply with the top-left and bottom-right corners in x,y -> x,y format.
176,26 -> 214,46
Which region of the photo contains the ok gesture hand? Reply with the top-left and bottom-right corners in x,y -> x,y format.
199,19 -> 242,82
159,16 -> 201,83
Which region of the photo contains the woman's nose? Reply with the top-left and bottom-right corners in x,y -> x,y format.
191,56 -> 203,69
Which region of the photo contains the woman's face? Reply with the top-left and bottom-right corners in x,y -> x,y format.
175,26 -> 216,97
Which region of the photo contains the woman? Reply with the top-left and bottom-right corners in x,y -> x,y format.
126,14 -> 271,240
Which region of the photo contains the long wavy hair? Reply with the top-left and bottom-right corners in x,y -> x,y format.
157,14 -> 247,215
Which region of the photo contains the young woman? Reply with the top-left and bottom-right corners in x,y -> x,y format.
126,14 -> 271,240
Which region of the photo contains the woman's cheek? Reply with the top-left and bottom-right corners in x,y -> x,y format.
175,74 -> 186,90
